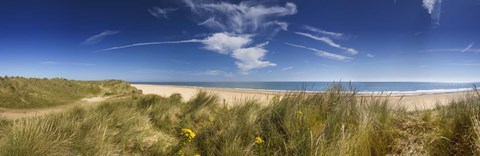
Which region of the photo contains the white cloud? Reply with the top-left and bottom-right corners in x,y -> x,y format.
302,25 -> 344,39
196,70 -> 234,77
461,42 -> 474,53
201,33 -> 251,54
148,7 -> 177,19
366,53 -> 375,58
201,34 -> 277,74
182,1 -> 295,73
95,33 -> 276,74
97,1 -> 294,74
184,1 -> 296,34
275,21 -> 289,31
202,33 -> 276,73
282,66 -> 293,72
422,0 -> 436,14
232,46 -> 276,74
295,32 -> 358,55
422,0 -> 442,26
285,43 -> 352,61
82,30 -> 119,45
199,70 -> 222,76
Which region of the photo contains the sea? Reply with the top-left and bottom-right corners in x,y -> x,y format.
132,82 -> 480,94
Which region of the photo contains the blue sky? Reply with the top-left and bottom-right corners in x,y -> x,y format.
1,0 -> 480,82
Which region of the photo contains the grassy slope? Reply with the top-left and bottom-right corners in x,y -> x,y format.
0,81 -> 480,155
0,77 -> 140,108
0,85 -> 404,155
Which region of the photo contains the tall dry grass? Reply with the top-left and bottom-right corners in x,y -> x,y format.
1,83 -> 480,155
0,77 -> 140,108
428,87 -> 480,155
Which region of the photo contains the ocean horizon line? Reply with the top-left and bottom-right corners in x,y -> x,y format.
131,82 -> 480,94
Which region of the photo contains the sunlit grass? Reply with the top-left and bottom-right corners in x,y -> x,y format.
0,80 -> 479,155
0,76 -> 140,108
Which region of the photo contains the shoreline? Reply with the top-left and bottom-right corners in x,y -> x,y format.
132,84 -> 475,111
133,84 -> 474,96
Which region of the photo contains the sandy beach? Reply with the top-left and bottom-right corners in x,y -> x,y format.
132,84 -> 474,111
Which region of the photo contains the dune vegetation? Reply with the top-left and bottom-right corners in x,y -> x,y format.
0,78 -> 480,155
0,76 -> 140,108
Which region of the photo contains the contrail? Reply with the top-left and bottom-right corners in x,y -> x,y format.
93,39 -> 203,53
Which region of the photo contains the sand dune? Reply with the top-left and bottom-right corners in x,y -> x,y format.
0,96 -> 107,120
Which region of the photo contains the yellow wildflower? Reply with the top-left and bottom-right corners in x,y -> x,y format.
181,128 -> 196,142
194,154 -> 201,156
296,111 -> 303,116
255,136 -> 264,144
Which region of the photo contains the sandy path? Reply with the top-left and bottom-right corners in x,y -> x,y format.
0,96 -> 107,120
132,84 -> 471,111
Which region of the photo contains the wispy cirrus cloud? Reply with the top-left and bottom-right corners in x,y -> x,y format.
366,53 -> 375,58
295,32 -> 358,55
93,39 -> 202,53
285,43 -> 352,61
302,25 -> 344,39
425,48 -> 480,53
184,0 -> 296,73
184,0 -> 296,34
195,70 -> 234,77
450,60 -> 480,66
450,63 -> 480,66
425,43 -> 480,53
96,1 -> 296,74
148,7 -> 177,19
461,42 -> 475,53
82,30 -> 120,45
281,66 -> 293,72
95,33 -> 276,74
198,17 -> 226,31
41,61 -> 95,66
422,0 -> 442,26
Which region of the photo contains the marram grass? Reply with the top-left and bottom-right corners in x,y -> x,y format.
0,76 -> 140,108
0,82 -> 479,155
